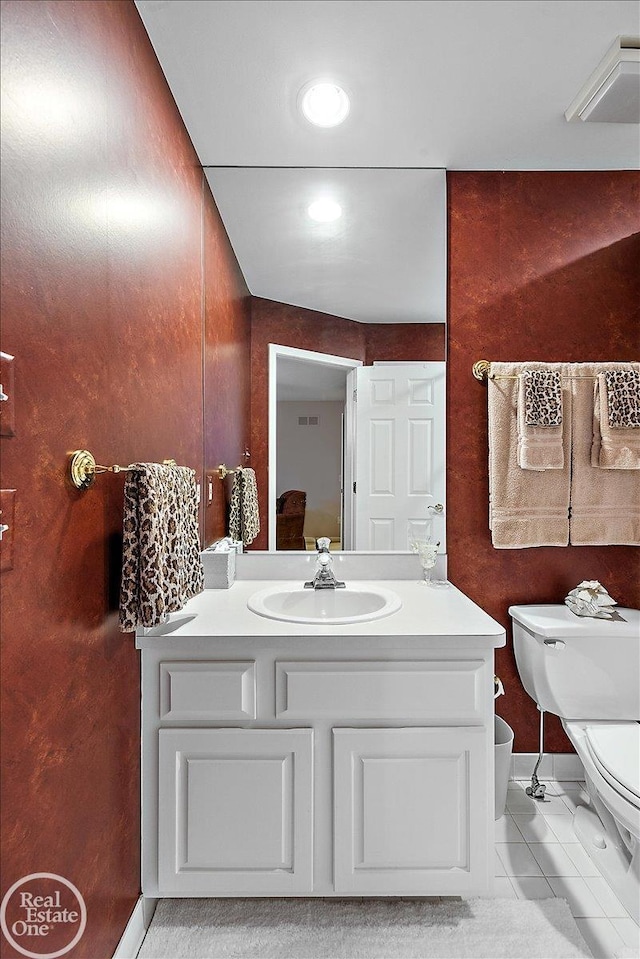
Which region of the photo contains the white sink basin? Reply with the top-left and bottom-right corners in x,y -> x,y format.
247,583 -> 402,625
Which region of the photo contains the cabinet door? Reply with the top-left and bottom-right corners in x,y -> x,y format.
333,727 -> 491,895
159,728 -> 313,894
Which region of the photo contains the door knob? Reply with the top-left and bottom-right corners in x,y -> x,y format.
428,504 -> 444,513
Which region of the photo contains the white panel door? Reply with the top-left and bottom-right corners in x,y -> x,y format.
158,728 -> 313,894
333,727 -> 490,895
349,363 -> 445,550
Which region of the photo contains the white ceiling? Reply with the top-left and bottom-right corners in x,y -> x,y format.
205,167 -> 446,323
135,0 -> 639,169
135,0 -> 640,321
277,356 -> 349,402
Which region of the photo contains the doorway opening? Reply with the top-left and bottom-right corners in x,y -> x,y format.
268,344 -> 362,551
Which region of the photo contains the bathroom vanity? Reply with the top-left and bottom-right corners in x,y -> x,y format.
138,568 -> 505,899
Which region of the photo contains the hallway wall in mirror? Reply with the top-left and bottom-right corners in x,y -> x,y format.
249,297 -> 446,550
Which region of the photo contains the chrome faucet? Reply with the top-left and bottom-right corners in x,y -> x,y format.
304,537 -> 345,589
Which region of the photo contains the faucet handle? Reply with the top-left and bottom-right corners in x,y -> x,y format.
316,537 -> 331,551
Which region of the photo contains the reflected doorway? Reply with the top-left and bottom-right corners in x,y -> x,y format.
268,345 -> 362,551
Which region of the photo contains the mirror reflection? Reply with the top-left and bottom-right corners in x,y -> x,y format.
271,348 -> 446,553
205,168 -> 447,551
205,168 -> 447,325
273,347 -> 361,552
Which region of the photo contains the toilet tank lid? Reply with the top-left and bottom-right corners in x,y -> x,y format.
509,604 -> 640,639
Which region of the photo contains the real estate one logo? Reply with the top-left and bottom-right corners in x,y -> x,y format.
0,873 -> 86,959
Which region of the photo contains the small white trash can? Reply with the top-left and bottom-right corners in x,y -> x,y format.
495,715 -> 514,820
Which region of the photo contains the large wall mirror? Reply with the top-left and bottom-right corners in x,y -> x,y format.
205,168 -> 447,552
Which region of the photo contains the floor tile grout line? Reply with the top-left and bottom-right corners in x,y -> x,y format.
495,776 -> 638,957
494,827 -> 637,927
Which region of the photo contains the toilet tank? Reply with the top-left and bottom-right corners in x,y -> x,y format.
509,605 -> 640,721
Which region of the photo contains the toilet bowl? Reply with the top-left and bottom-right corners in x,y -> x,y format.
509,604 -> 640,924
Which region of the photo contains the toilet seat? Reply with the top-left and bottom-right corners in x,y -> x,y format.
563,719 -> 640,925
584,723 -> 640,810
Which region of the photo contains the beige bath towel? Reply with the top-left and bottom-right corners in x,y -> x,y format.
570,363 -> 640,546
591,370 -> 640,470
488,362 -> 571,548
517,369 -> 564,470
119,463 -> 204,631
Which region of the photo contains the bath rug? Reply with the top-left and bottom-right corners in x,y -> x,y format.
138,896 -> 592,958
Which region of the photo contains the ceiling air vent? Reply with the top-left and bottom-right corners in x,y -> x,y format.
565,36 -> 640,123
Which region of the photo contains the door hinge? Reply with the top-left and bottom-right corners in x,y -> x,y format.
352,388 -> 357,401
353,481 -> 357,495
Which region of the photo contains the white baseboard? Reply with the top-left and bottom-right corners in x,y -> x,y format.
113,896 -> 158,959
510,752 -> 584,782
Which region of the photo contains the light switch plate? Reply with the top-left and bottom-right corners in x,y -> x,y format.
0,489 -> 16,571
0,352 -> 16,437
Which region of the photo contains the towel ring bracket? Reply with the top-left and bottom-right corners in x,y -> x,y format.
69,449 -> 98,489
217,464 -> 243,480
68,449 -> 177,489
472,360 -> 492,382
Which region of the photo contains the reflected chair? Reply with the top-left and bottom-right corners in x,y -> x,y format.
276,490 -> 306,550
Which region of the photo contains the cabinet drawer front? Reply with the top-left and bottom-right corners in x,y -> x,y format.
160,661 -> 256,720
276,661 -> 486,723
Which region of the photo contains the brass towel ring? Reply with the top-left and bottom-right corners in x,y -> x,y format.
68,450 -> 177,489
472,360 -> 492,381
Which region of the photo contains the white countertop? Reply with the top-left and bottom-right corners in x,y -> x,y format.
136,580 -> 505,648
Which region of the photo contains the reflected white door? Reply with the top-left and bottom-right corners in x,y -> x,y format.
348,363 -> 445,551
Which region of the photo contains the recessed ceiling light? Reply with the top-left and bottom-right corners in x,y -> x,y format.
307,198 -> 342,222
299,81 -> 350,127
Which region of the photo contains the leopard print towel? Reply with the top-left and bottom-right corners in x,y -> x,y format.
119,463 -> 204,632
523,369 -> 563,427
604,369 -> 640,428
228,468 -> 260,546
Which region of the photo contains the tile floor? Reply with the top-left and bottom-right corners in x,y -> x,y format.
493,781 -> 639,959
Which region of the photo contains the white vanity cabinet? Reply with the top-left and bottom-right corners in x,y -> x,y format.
140,612 -> 503,899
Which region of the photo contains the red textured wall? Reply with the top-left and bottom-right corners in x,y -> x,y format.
447,171 -> 640,752
203,182 -> 251,545
249,297 -> 445,550
2,18 -> 638,959
365,322 -> 445,366
0,2 -> 248,957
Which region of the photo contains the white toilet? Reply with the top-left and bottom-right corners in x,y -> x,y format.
509,603 -> 640,924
